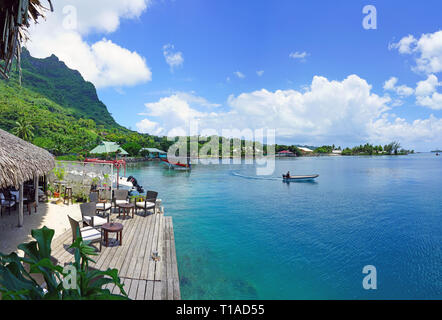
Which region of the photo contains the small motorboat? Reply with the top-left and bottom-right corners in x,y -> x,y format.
161,158 -> 191,171
116,176 -> 144,193
282,174 -> 319,181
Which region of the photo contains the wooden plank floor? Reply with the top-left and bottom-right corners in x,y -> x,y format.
51,211 -> 180,300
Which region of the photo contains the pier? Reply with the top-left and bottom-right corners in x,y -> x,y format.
51,211 -> 180,300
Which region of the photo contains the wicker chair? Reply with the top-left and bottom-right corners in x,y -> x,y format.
68,215 -> 102,252
23,187 -> 37,215
80,202 -> 108,228
0,189 -> 16,216
112,189 -> 129,212
135,191 -> 158,216
89,192 -> 111,218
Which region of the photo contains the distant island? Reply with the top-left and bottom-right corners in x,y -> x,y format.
431,150 -> 442,153
275,142 -> 414,157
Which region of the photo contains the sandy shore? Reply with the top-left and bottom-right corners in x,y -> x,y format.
0,201 -> 82,256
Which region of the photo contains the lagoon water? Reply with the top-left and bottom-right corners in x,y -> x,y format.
127,153 -> 441,299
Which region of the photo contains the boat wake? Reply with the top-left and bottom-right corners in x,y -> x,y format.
231,172 -> 281,181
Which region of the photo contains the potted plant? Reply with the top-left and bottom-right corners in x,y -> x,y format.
52,164 -> 66,199
90,177 -> 100,192
75,188 -> 88,203
103,174 -> 111,188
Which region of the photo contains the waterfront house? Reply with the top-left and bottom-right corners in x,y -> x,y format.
90,141 -> 129,156
140,147 -> 167,159
276,150 -> 296,157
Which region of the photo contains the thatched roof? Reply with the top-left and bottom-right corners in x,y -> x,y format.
0,0 -> 53,79
0,128 -> 55,188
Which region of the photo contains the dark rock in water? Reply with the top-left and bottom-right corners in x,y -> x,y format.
180,276 -> 191,286
232,278 -> 258,299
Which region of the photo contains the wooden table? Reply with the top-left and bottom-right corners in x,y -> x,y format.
117,203 -> 135,219
101,222 -> 123,247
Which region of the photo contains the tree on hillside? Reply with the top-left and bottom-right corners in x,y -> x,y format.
122,142 -> 142,156
12,119 -> 34,142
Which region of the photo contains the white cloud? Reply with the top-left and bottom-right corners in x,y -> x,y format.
383,77 -> 414,97
390,30 -> 442,74
137,74 -> 442,149
383,77 -> 398,90
415,74 -> 440,96
389,35 -> 417,54
136,118 -> 164,135
289,51 -> 309,61
173,92 -> 221,108
256,70 -> 264,76
369,114 -> 442,146
163,44 -> 184,71
415,74 -> 442,110
25,0 -> 152,88
234,71 -> 245,79
383,75 -> 442,110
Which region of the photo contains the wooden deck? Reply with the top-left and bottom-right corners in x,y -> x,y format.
51,211 -> 180,300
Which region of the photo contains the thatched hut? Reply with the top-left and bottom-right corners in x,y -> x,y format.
0,0 -> 53,79
0,128 -> 55,226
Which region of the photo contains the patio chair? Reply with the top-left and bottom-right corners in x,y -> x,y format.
89,192 -> 111,218
23,187 -> 37,215
68,215 -> 102,252
80,202 -> 108,228
135,191 -> 158,216
0,189 -> 16,216
112,189 -> 129,211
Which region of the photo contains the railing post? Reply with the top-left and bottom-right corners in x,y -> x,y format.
18,184 -> 24,227
34,176 -> 39,207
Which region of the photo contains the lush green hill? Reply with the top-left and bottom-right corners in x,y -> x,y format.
0,78 -> 100,154
0,50 -> 170,156
19,48 -> 119,128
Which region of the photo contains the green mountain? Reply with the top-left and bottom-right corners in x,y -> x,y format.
19,48 -> 118,127
0,50 -> 167,156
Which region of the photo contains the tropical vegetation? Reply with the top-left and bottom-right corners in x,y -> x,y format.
0,227 -> 127,300
341,142 -> 414,156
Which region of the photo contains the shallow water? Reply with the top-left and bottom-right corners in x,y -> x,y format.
126,153 -> 441,299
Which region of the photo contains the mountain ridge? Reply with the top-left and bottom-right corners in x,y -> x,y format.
19,48 -> 119,128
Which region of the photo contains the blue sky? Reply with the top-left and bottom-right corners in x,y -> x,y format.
27,0 -> 442,150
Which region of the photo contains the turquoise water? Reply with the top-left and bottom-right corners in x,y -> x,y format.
127,153 -> 441,299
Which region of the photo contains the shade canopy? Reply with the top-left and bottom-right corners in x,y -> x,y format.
90,141 -> 129,155
0,128 -> 55,188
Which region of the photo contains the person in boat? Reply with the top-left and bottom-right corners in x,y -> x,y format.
284,171 -> 291,179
